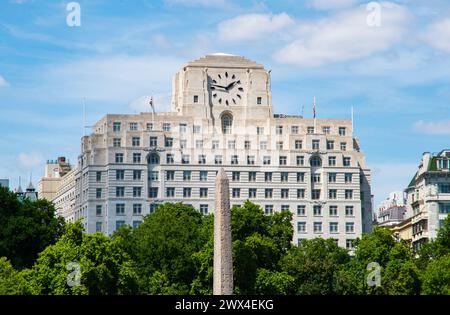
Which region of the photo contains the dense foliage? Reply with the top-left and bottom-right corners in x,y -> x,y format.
0,191 -> 449,295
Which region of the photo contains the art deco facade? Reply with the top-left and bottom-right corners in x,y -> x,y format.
70,54 -> 372,248
405,150 -> 450,252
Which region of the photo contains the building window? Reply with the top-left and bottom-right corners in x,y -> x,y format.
312,140 -> 320,150
327,140 -> 334,150
265,189 -> 273,199
281,205 -> 290,211
340,142 -> 347,151
345,190 -> 353,200
346,239 -> 354,249
228,141 -> 236,149
133,204 -> 142,215
200,188 -> 208,198
116,170 -> 125,180
312,189 -> 321,200
297,172 -> 305,182
96,222 -> 102,232
150,137 -> 157,147
149,188 -> 158,198
200,204 -> 209,215
232,188 -> 241,198
276,141 -> 284,150
96,205 -> 102,216
193,125 -> 201,133
193,95 -> 199,103
339,127 -> 346,136
345,173 -> 353,183
248,172 -> 257,182
146,122 -> 153,131
149,171 -> 159,181
133,170 -> 142,180
263,156 -> 271,165
165,137 -> 173,147
244,140 -> 251,150
183,188 -> 192,198
291,126 -> 299,134
183,171 -> 191,181
276,125 -> 283,135
115,153 -> 124,164
312,173 -> 321,183
148,154 -> 160,165
281,172 -> 289,182
130,122 -> 138,131
330,222 -> 338,233
260,141 -> 268,150
438,184 -> 450,193
149,203 -> 158,213
257,97 -> 262,105
329,205 -> 338,216
116,187 -> 125,197
257,127 -> 264,135
96,188 -> 102,199
133,153 -> 141,164
231,155 -> 239,165
314,222 -> 322,233
133,221 -> 142,229
297,189 -> 305,199
247,155 -> 255,165
279,156 -> 287,165
323,126 -> 331,134
328,173 -> 337,183
232,171 -> 240,182
313,205 -> 322,216
162,123 -> 171,132
328,156 -> 336,166
297,205 -> 306,216
182,155 -> 190,164
307,127 -> 314,134
113,138 -> 121,147
180,140 -> 187,149
195,140 -> 204,149
346,222 -> 355,233
248,188 -> 257,199
116,204 -> 125,215
198,155 -> 206,164
132,137 -> 140,147
113,122 -> 121,132
265,172 -> 272,182
96,172 -> 102,182
222,114 -> 233,134
281,189 -> 289,199
295,140 -> 302,150
297,155 -> 304,166
133,187 -> 142,197
345,206 -> 354,216
215,155 -> 223,165
329,189 -> 337,199
265,205 -> 274,215
199,171 -> 208,181
310,156 -> 322,167
297,222 -> 306,233
166,187 -> 175,198
343,157 -> 351,167
166,154 -> 174,164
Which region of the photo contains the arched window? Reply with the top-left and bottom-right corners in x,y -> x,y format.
148,153 -> 160,165
222,113 -> 233,134
310,155 -> 322,167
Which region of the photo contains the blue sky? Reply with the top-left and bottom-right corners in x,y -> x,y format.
0,0 -> 449,207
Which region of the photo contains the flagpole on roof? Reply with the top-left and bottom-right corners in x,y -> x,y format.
351,106 -> 354,133
150,96 -> 155,128
313,96 -> 317,131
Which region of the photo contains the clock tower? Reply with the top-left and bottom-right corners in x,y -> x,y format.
170,53 -> 273,126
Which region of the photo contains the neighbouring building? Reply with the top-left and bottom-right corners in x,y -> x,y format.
405,150 -> 450,252
66,54 -> 372,249
38,157 -> 73,201
376,191 -> 407,227
0,179 -> 9,189
16,178 -> 38,201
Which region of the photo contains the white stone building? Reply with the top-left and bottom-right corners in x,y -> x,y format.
70,54 -> 372,249
405,150 -> 450,252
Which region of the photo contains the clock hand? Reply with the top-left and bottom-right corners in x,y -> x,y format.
225,81 -> 237,90
211,84 -> 227,89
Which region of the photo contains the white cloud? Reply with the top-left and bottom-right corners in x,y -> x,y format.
422,18 -> 450,53
218,13 -> 295,42
0,75 -> 9,87
275,2 -> 412,67
309,0 -> 359,10
371,163 -> 418,207
414,120 -> 450,135
18,152 -> 44,170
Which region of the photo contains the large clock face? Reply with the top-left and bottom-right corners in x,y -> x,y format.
209,71 -> 244,106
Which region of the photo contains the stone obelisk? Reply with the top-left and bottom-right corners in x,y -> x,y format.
213,168 -> 233,295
